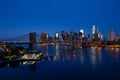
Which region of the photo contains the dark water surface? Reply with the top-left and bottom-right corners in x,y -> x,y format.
0,44 -> 120,80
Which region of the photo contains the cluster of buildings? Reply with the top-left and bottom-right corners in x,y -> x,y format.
108,30 -> 120,42
39,25 -> 103,43
29,25 -> 120,44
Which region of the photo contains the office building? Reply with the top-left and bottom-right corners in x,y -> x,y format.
61,30 -> 68,41
55,32 -> 59,41
108,30 -> 116,41
40,32 -> 49,42
92,25 -> 99,40
80,29 -> 84,37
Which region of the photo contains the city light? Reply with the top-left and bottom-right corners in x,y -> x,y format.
80,29 -> 84,37
92,25 -> 96,34
56,32 -> 59,38
0,25 -> 120,49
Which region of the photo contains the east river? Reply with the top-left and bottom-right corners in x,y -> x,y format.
0,44 -> 120,80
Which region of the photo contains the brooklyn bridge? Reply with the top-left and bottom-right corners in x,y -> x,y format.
1,32 -> 119,48
0,32 -> 73,45
0,32 -> 39,45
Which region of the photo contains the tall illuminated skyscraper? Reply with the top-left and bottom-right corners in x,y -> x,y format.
92,25 -> 96,35
92,25 -> 99,40
80,29 -> 84,37
92,25 -> 99,34
55,32 -> 59,41
55,32 -> 59,38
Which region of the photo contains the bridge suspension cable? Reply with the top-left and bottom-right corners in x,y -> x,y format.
0,33 -> 40,42
0,34 -> 29,42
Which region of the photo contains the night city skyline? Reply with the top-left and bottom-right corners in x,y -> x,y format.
0,0 -> 120,39
1,1 -> 120,80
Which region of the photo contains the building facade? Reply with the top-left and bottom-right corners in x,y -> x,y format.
108,30 -> 116,41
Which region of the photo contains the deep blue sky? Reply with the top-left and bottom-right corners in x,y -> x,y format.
0,0 -> 120,39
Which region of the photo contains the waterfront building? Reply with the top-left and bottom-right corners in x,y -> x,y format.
108,30 -> 116,41
98,32 -> 103,41
48,36 -> 53,42
55,32 -> 59,42
92,25 -> 99,41
73,32 -> 77,41
40,32 -> 49,42
80,29 -> 84,37
70,30 -> 75,42
115,35 -> 120,41
61,30 -> 68,41
70,30 -> 74,37
92,25 -> 96,35
77,32 -> 82,41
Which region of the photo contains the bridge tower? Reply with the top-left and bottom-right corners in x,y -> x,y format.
29,32 -> 36,50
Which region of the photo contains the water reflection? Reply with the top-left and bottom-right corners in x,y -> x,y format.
60,45 -> 76,62
79,50 -> 84,64
0,62 -> 7,68
104,47 -> 120,60
41,45 -> 120,64
90,47 -> 97,67
116,48 -> 120,53
106,47 -> 120,53
40,45 -> 48,54
53,45 -> 84,62
0,60 -> 37,72
29,63 -> 36,71
1,45 -> 120,80
0,44 -> 120,70
97,47 -> 102,63
9,61 -> 20,68
54,45 -> 60,61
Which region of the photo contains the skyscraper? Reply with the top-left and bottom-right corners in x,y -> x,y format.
80,29 -> 84,37
70,30 -> 74,37
70,30 -> 74,41
40,32 -> 49,42
92,25 -> 96,35
98,32 -> 103,40
92,25 -> 99,40
55,32 -> 59,41
108,30 -> 116,41
61,30 -> 68,41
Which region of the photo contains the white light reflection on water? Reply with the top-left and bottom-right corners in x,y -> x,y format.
90,47 -> 104,67
14,44 -> 120,67
54,45 -> 60,61
90,47 -> 97,67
